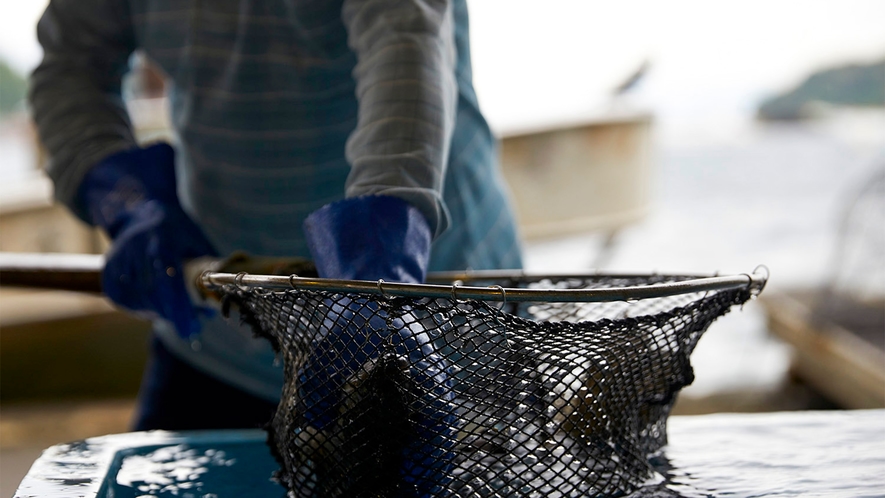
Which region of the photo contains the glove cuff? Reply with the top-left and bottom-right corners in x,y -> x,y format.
77,143 -> 178,231
304,195 -> 432,283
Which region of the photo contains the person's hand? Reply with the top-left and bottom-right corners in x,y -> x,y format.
301,195 -> 456,496
78,143 -> 217,338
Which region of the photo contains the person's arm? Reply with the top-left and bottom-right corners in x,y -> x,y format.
30,0 -> 138,220
30,1 -> 216,338
304,0 -> 459,281
341,0 -> 458,238
299,4 -> 460,496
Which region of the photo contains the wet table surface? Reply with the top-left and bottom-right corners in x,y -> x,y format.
14,409 -> 885,498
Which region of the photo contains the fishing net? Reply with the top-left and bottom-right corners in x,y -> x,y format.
214,271 -> 763,498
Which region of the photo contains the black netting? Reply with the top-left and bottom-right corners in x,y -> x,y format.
218,274 -> 753,498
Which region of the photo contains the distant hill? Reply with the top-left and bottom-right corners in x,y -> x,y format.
0,59 -> 28,116
757,59 -> 885,121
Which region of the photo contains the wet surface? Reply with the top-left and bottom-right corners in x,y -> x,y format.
653,410 -> 885,497
13,431 -> 286,498
110,443 -> 284,498
14,410 -> 885,497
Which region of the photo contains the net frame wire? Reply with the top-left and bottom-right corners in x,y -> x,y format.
200,266 -> 768,304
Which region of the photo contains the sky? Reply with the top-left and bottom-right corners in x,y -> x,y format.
466,0 -> 885,131
2,0 -> 884,131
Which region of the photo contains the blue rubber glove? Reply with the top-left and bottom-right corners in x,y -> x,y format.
302,196 -> 456,497
77,143 -> 217,338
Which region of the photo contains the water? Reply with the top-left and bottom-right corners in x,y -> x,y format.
14,431 -> 286,498
445,410 -> 885,497
657,410 -> 885,497
110,443 -> 284,498
17,410 -> 884,497
525,115 -> 885,290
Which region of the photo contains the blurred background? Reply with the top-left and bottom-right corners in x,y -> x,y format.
1,0 -> 883,495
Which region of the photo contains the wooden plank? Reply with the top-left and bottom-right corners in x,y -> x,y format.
761,292 -> 885,409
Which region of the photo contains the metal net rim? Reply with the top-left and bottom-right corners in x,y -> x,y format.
201,265 -> 768,303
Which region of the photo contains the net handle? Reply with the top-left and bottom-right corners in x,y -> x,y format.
200,266 -> 768,303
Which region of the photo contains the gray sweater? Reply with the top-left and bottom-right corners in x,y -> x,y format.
30,0 -> 522,399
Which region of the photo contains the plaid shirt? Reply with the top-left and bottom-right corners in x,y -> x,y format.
32,0 -> 522,399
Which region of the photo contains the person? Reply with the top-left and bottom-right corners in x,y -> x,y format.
29,0 -> 522,438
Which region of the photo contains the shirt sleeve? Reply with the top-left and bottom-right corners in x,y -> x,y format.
341,0 -> 458,238
29,0 -> 138,221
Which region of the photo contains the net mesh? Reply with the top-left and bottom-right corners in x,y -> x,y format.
217,274 -> 753,498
